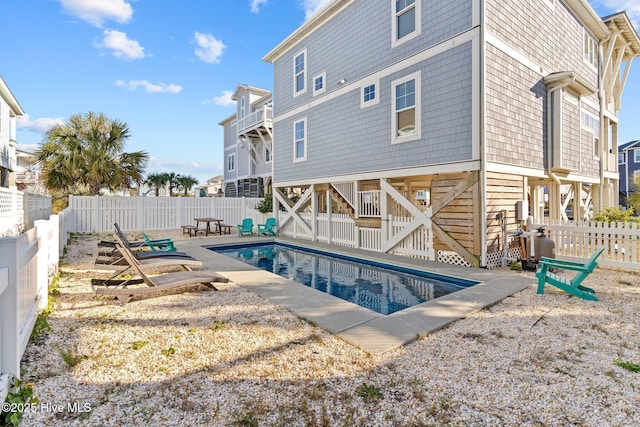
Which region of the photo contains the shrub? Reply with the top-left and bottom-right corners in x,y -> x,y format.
592,207 -> 638,224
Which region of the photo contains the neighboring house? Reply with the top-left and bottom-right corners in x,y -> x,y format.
263,0 -> 640,267
219,84 -> 273,198
618,140 -> 640,201
14,144 -> 46,194
0,76 -> 24,188
197,175 -> 224,197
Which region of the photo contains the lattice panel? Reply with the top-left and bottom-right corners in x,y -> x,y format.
485,247 -> 523,269
437,251 -> 469,267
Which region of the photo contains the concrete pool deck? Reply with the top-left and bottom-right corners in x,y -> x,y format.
176,235 -> 535,355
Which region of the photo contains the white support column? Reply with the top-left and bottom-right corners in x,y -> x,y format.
325,189 -> 332,244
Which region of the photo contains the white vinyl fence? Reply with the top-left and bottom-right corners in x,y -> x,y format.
1,213 -> 63,400
67,195 -> 265,233
535,219 -> 640,270
0,187 -> 52,236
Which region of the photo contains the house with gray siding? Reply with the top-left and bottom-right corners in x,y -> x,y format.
219,84 -> 273,198
263,0 -> 640,267
618,140 -> 640,202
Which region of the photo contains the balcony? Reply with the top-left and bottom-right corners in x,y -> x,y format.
236,106 -> 273,140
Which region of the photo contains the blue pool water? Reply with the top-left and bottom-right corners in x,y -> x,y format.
211,243 -> 479,315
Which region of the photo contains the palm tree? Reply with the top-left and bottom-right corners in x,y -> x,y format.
145,172 -> 168,197
35,112 -> 148,195
176,175 -> 199,196
165,172 -> 180,196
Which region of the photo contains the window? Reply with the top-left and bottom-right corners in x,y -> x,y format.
393,0 -> 420,46
581,110 -> 600,158
618,152 -> 625,164
361,80 -> 379,108
392,72 -> 421,143
293,49 -> 307,96
293,118 -> 307,162
313,72 -> 326,96
227,153 -> 235,172
635,150 -> 640,163
265,142 -> 272,163
240,97 -> 245,119
634,170 -> 640,182
583,31 -> 597,69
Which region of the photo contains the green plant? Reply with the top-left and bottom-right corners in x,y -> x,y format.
255,193 -> 273,213
509,261 -> 522,271
209,320 -> 226,331
161,346 -> 176,357
231,410 -> 260,427
1,378 -> 38,426
30,314 -> 51,343
614,358 -> 640,372
592,207 -> 638,224
357,383 -> 383,403
59,348 -> 89,368
131,340 -> 150,350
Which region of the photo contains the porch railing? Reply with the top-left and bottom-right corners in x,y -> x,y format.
236,106 -> 273,136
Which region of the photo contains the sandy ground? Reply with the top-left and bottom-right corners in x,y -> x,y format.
14,229 -> 640,426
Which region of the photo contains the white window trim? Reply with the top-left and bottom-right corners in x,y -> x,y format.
313,71 -> 326,96
293,117 -> 307,163
264,141 -> 272,164
240,97 -> 245,119
391,0 -> 422,48
634,170 -> 640,183
583,29 -> 597,70
634,150 -> 640,163
361,79 -> 380,109
227,153 -> 235,172
581,110 -> 600,159
391,71 -> 421,144
293,48 -> 307,97
618,152 -> 625,164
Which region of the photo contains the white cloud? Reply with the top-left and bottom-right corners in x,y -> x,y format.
205,90 -> 234,107
59,0 -> 133,27
301,0 -> 332,20
250,0 -> 268,14
95,30 -> 145,60
194,32 -> 226,64
115,80 -> 182,94
16,114 -> 65,133
595,0 -> 640,30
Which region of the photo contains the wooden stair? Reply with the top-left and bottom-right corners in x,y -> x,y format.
328,186 -> 355,217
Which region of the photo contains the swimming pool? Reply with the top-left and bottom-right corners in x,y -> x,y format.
211,242 -> 479,315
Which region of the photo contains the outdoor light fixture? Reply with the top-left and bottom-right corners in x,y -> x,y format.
337,78 -> 346,85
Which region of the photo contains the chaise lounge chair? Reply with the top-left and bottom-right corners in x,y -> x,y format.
99,223 -> 176,254
94,234 -> 200,274
237,218 -> 254,236
535,247 -> 604,301
257,217 -> 277,236
92,243 -> 229,304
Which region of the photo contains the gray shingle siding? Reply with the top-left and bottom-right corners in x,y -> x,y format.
486,0 -> 598,88
274,42 -> 473,182
273,0 -> 473,117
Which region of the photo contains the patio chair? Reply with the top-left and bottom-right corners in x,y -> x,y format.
99,223 -> 174,253
237,218 -> 254,236
142,231 -> 178,252
92,243 -> 229,304
535,247 -> 604,301
257,218 -> 277,236
95,233 -> 193,268
94,235 -> 203,277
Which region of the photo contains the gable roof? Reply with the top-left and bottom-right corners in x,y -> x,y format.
263,0 -> 353,63
0,75 -> 25,116
602,11 -> 640,57
619,140 -> 640,152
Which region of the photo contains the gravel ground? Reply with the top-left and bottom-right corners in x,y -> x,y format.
15,230 -> 640,426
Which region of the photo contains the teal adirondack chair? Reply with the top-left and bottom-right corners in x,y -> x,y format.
257,218 -> 277,236
237,218 -> 254,236
535,247 -> 604,301
141,231 -> 177,252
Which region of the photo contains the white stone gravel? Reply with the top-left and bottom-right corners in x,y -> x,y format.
16,230 -> 640,426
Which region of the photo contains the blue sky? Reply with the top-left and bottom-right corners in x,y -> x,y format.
1,0 -> 639,186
